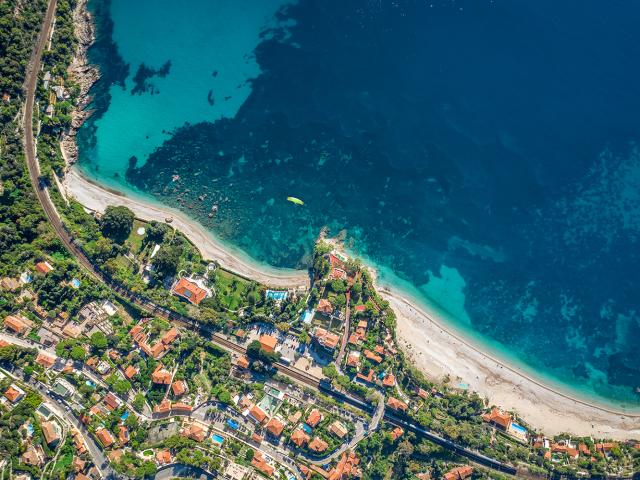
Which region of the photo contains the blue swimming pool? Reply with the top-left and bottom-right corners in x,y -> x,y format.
266,290 -> 288,301
510,422 -> 527,435
211,434 -> 224,445
121,411 -> 129,421
85,380 -> 96,388
302,423 -> 312,434
301,309 -> 314,324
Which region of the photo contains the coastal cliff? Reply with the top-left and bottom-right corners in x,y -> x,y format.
61,0 -> 100,165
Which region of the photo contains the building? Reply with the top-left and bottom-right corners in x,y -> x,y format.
0,277 -> 20,291
156,449 -> 172,465
171,278 -> 209,305
306,408 -> 322,428
443,465 -> 473,480
387,397 -> 408,412
259,334 -> 278,353
124,365 -> 138,379
62,322 -> 82,339
248,405 -> 267,424
35,261 -> 54,274
236,355 -> 250,369
3,315 -> 33,335
309,437 -> 329,453
4,384 -> 26,403
382,373 -> 396,388
290,428 -> 310,447
21,446 -> 44,467
328,420 -> 348,439
317,298 -> 333,315
363,349 -> 382,364
96,428 -> 115,447
313,327 -> 340,350
161,327 -> 179,345
252,451 -> 275,477
265,417 -> 285,437
118,425 -> 129,444
182,423 -> 206,442
481,408 -> 512,430
390,427 -> 404,441
152,367 -> 172,385
171,380 -> 187,397
103,393 -> 121,411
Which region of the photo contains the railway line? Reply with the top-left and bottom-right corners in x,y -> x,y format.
21,4 -> 521,476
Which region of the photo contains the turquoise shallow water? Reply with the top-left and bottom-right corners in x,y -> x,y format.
79,0 -> 640,408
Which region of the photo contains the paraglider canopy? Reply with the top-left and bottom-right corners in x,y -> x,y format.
287,196 -> 304,205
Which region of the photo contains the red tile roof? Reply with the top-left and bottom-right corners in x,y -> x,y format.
35,261 -> 54,274
156,449 -> 172,464
161,328 -> 179,345
259,334 -> 278,353
290,428 -> 310,447
363,349 -> 382,364
443,465 -> 473,480
4,385 -> 23,402
249,405 -> 267,423
124,365 -> 138,379
481,408 -> 512,430
387,396 -> 408,412
252,452 -> 274,477
382,373 -> 396,387
236,355 -> 250,369
309,437 -> 328,452
152,369 -> 172,384
96,428 -> 114,447
171,380 -> 186,396
266,417 -> 285,437
36,353 -> 55,368
306,408 -> 322,428
317,298 -> 333,315
171,278 -> 207,305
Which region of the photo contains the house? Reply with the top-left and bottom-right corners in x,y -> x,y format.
309,437 -> 329,453
288,411 -> 302,424
290,428 -> 310,447
72,455 -> 87,472
3,315 -> 33,335
317,299 -> 333,315
156,449 -> 173,465
96,428 -> 115,447
35,261 -> 54,274
387,397 -> 408,412
62,323 -> 82,339
346,351 -> 360,369
124,365 -> 138,379
356,370 -> 374,385
481,408 -> 512,430
327,452 -> 361,480
161,328 -> 179,345
35,353 -> 55,369
306,408 -> 322,428
248,405 -> 267,424
4,384 -> 25,403
328,421 -> 348,439
171,402 -> 193,414
390,427 -> 404,441
152,367 -> 172,385
234,329 -> 247,340
251,433 -> 263,444
171,380 -> 187,397
118,426 -> 129,444
353,304 -> 367,313
0,277 -> 20,291
252,451 -> 275,477
259,334 -> 278,353
236,355 -> 250,369
103,393 -> 121,411
265,417 -> 285,437
330,268 -> 347,280
313,327 -> 340,350
363,349 -> 382,364
443,465 -> 473,480
182,423 -> 206,442
171,278 -> 208,305
382,373 -> 396,387
153,399 -> 172,415
21,445 -> 44,467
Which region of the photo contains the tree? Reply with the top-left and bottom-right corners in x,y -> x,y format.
152,244 -> 181,279
90,331 -> 108,352
101,205 -> 134,243
244,448 -> 255,462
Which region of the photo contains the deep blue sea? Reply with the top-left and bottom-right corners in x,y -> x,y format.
78,0 -> 640,407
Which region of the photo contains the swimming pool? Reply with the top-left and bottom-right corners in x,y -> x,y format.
211,434 -> 224,445
121,411 -> 129,421
266,290 -> 288,301
301,309 -> 315,324
85,380 -> 96,388
510,422 -> 527,436
302,423 -> 312,434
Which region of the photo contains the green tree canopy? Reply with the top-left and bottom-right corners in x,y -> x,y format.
101,205 -> 134,243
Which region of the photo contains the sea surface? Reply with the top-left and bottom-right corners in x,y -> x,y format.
78,0 -> 640,407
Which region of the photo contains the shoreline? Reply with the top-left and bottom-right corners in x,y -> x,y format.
61,0 -> 639,441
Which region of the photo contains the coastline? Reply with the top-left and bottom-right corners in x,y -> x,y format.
61,0 -> 639,441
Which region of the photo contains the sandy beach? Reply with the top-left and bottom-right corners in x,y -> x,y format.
63,168 -> 310,289
382,290 -> 640,440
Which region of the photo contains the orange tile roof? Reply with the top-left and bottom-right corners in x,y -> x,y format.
382,373 -> 396,387
161,328 -> 179,345
443,465 -> 473,480
309,437 -> 328,452
348,333 -> 361,345
251,433 -> 263,444
356,370 -> 374,384
374,345 -> 385,355
353,304 -> 367,313
41,421 -> 59,444
415,387 -> 429,399
481,408 -> 512,430
0,339 -> 8,348
184,423 -> 206,442
171,380 -> 187,396
317,299 -> 333,314
234,329 -> 247,338
124,365 -> 138,379
290,428 -> 310,447
328,421 -> 348,439
363,349 -> 382,364
118,425 -> 129,444
236,355 -> 250,369
4,315 -> 28,334
96,428 -> 114,447
156,449 -> 172,464
346,352 -> 360,368
35,261 -> 54,274
150,342 -> 166,358
171,402 -> 193,413
314,328 -> 340,349
579,443 -> 590,455
36,353 -> 55,368
252,453 -> 275,477
357,320 -> 368,329
306,408 -> 322,428
266,417 -> 285,437
153,398 -> 172,414
249,405 -> 267,423
4,385 -> 23,402
152,369 -> 172,384
259,334 -> 278,352
129,324 -> 143,337
172,278 -> 207,305
386,396 -> 408,412
103,393 -> 120,410
390,427 -> 404,441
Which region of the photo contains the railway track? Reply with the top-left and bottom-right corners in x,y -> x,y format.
21,5 -> 522,476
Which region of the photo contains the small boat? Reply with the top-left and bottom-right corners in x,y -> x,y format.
287,196 -> 304,205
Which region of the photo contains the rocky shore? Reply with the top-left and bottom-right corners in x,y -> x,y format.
60,0 -> 100,165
